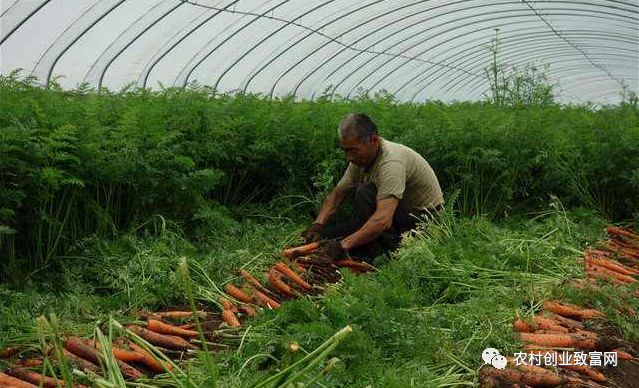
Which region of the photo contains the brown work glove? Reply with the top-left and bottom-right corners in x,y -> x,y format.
302,222 -> 324,243
317,239 -> 346,260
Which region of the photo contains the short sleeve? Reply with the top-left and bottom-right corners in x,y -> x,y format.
375,161 -> 406,200
335,163 -> 358,192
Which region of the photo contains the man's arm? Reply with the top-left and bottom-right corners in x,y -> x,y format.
314,186 -> 349,225
340,197 -> 398,250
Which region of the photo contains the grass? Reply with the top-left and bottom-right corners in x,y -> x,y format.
2,199 -> 637,387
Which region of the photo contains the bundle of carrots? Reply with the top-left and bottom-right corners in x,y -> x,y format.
582,226 -> 639,285
212,243 -> 376,329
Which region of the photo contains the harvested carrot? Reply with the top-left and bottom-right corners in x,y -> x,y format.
61,348 -> 100,372
7,367 -> 66,388
238,305 -> 257,317
0,372 -> 37,388
221,309 -> 241,328
586,262 -> 637,284
585,256 -> 639,275
274,262 -> 312,290
542,300 -> 605,319
614,349 -> 636,361
518,332 -> 598,350
128,342 -> 172,373
225,284 -> 254,303
127,326 -> 199,351
268,270 -> 298,297
219,297 -> 238,312
239,269 -> 272,295
149,311 -> 205,319
513,318 -> 533,332
282,242 -> 320,258
16,358 -> 43,368
607,226 -> 639,241
0,346 -> 19,359
606,241 -> 639,258
93,340 -> 145,363
544,313 -> 584,330
335,259 -> 376,273
507,349 -> 606,383
64,337 -> 143,380
247,286 -> 281,309
178,323 -> 196,330
147,319 -> 199,338
514,317 -> 570,333
481,365 -> 576,387
534,316 -> 571,333
585,248 -> 613,258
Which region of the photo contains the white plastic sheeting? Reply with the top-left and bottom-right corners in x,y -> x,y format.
1,0 -> 636,104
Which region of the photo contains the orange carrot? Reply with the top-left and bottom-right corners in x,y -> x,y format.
519,351 -> 606,382
127,326 -> 199,351
481,365 -> 576,387
518,332 -> 598,349
274,262 -> 312,290
268,270 -> 298,297
147,319 -> 199,338
614,349 -> 636,361
585,256 -> 639,275
219,297 -> 238,312
513,318 -> 533,332
542,300 -> 605,319
544,312 -> 584,330
514,317 -> 571,333
149,311 -> 204,319
335,259 -> 376,273
607,226 -> 639,241
93,340 -> 145,363
221,309 -> 241,328
16,359 -> 43,368
247,286 -> 281,309
64,337 -> 143,380
61,348 -> 100,372
128,342 -> 172,373
534,316 -> 571,333
225,284 -> 254,303
0,346 -> 19,359
585,248 -> 613,258
282,242 -> 320,258
0,372 -> 37,388
7,367 -> 67,388
586,263 -> 637,284
238,305 -> 257,317
606,241 -> 639,258
239,269 -> 272,295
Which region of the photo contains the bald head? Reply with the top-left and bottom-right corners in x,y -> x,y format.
338,113 -> 378,142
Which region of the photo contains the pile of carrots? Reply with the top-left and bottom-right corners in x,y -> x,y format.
218,242 -> 375,328
0,242 -> 374,386
0,310 -> 212,386
481,226 -> 639,387
583,226 -> 639,286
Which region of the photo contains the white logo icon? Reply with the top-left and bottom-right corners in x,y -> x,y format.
482,348 -> 500,364
491,354 -> 508,369
482,348 -> 507,369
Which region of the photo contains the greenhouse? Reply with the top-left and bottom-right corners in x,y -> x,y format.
1,1 -> 638,387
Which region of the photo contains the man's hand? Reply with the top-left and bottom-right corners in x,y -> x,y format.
302,222 -> 324,243
317,239 -> 346,260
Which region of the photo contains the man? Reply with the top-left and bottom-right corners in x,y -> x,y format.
303,113 -> 444,262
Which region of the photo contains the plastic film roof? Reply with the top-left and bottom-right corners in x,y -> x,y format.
1,0 -> 637,104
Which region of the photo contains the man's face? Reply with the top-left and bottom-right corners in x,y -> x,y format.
339,135 -> 380,168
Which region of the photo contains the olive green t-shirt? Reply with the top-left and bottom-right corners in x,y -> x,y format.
335,138 -> 443,212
